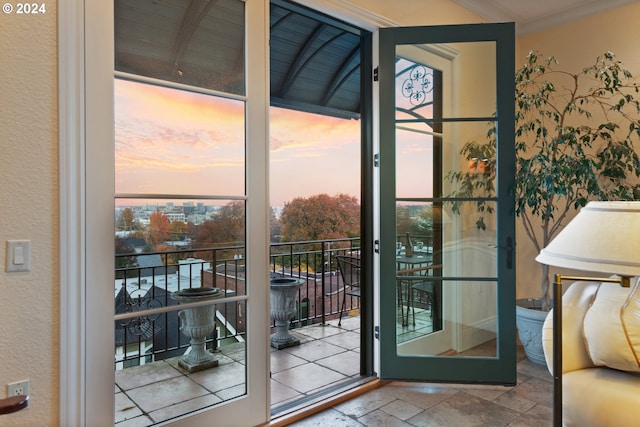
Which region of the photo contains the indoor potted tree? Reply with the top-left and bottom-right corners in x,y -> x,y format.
448,50 -> 640,363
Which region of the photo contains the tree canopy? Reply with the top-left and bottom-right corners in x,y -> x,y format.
146,211 -> 171,246
279,193 -> 360,242
193,201 -> 245,247
117,207 -> 135,231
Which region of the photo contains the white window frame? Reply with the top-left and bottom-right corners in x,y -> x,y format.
59,0 -> 271,425
58,0 -> 403,424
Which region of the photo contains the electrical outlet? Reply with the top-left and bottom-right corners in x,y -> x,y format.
8,380 -> 30,397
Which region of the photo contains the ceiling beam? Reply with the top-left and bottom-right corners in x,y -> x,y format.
321,45 -> 360,107
169,0 -> 219,76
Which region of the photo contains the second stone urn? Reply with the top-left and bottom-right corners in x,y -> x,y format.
171,287 -> 224,372
270,277 -> 304,349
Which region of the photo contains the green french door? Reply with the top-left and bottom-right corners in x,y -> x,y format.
378,23 -> 516,384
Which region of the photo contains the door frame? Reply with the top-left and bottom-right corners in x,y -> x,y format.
377,23 -> 517,384
59,0 -> 271,425
59,1 -> 496,424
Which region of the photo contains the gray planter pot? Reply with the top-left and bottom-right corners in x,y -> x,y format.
171,287 -> 224,372
515,298 -> 548,365
270,278 -> 305,349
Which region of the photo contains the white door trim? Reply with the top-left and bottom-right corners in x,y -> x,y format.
58,0 -> 86,424
59,0 -> 272,425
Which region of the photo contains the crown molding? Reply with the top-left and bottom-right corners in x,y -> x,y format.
452,0 -> 637,35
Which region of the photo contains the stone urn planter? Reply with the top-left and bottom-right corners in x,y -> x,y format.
171,287 -> 224,372
270,278 -> 304,349
515,298 -> 547,365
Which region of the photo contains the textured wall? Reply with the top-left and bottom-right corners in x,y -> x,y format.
0,0 -> 638,426
0,3 -> 59,426
515,1 -> 640,300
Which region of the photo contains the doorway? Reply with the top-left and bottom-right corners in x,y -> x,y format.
378,23 -> 517,384
268,0 -> 375,414
68,1 -> 516,426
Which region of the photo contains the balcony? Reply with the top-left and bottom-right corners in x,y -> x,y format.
115,316 -> 553,426
113,237 -> 541,426
114,238 -> 371,424
115,315 -> 363,425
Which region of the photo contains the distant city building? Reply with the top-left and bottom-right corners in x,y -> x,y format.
165,210 -> 185,223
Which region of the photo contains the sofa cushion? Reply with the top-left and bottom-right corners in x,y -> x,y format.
563,368 -> 640,427
583,279 -> 640,372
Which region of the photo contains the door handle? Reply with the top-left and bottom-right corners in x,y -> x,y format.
506,236 -> 513,269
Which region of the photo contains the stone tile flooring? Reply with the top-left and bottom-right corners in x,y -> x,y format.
270,315 -> 363,409
115,311 -> 552,427
114,316 -> 365,426
285,347 -> 553,427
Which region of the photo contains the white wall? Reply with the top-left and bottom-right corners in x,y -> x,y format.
0,3 -> 59,426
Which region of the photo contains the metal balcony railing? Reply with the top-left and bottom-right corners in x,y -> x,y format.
114,238 -> 360,369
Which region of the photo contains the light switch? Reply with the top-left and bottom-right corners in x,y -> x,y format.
14,246 -> 24,264
6,240 -> 31,272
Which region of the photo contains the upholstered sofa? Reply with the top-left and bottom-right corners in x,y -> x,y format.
542,280 -> 640,427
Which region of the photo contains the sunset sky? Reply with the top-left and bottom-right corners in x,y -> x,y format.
114,77 -> 433,208
115,79 -> 362,207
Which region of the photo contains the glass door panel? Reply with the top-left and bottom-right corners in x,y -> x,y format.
114,79 -> 246,196
111,0 -> 269,424
379,23 -> 516,384
397,280 -> 498,358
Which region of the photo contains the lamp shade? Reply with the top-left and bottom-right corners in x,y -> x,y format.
535,201 -> 640,277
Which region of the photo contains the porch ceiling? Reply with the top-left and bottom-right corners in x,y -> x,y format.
114,0 -> 362,120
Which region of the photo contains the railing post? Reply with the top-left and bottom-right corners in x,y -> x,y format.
320,241 -> 327,325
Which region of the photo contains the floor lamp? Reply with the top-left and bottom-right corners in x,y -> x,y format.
535,201 -> 640,427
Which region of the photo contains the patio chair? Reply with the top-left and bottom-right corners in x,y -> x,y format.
398,264 -> 441,327
336,255 -> 361,326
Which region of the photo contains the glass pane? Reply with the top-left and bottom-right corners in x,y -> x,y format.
396,42 -> 496,119
446,42 -> 496,118
115,198 -> 247,423
396,41 -> 497,120
442,200 -> 498,278
397,111 -> 497,200
115,298 -> 247,424
441,120 -> 496,198
395,57 -> 439,122
395,125 -> 438,199
395,201 -> 496,279
397,280 -> 498,358
115,79 -> 245,196
115,0 -> 245,95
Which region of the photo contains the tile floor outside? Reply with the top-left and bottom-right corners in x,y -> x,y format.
114,315 -> 365,426
115,312 -> 552,427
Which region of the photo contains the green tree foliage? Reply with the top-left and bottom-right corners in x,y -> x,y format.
447,51 -> 640,309
280,193 -> 360,242
516,51 -> 640,309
